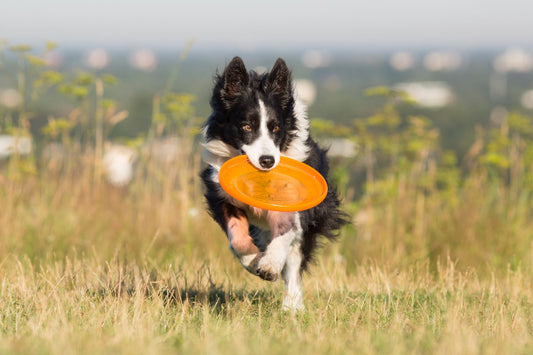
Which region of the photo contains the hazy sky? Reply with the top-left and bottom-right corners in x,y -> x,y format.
2,0 -> 532,50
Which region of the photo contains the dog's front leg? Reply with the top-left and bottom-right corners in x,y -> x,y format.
224,207 -> 264,275
256,212 -> 302,281
281,241 -> 304,311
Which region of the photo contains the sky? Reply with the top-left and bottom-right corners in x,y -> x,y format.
2,0 -> 533,50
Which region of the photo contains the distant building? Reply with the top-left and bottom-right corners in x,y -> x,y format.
294,79 -> 317,105
43,51 -> 64,68
0,135 -> 32,159
390,52 -> 416,71
85,49 -> 110,70
0,89 -> 22,109
130,49 -> 158,72
301,50 -> 331,69
102,137 -> 185,186
320,138 -> 357,158
493,47 -> 533,73
423,51 -> 462,71
521,90 -> 533,110
395,81 -> 454,108
103,144 -> 138,186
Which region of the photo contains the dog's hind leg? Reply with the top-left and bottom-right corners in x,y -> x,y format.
281,240 -> 304,311
256,212 -> 302,281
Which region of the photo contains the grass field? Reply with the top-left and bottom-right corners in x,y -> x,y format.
2,173 -> 533,355
3,43 -> 533,354
2,244 -> 533,354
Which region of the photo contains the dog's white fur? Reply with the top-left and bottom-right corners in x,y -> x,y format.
241,100 -> 281,171
282,242 -> 305,310
282,99 -> 311,162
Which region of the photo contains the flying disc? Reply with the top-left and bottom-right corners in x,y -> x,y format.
218,155 -> 328,212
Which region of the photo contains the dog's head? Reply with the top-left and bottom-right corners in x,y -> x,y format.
206,56 -> 297,171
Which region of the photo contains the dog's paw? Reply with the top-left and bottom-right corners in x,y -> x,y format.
257,268 -> 278,281
238,253 -> 262,276
256,255 -> 282,282
282,295 -> 305,312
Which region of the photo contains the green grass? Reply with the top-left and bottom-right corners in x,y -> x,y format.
2,252 -> 533,354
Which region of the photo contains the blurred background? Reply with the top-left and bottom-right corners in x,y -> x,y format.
2,0 -> 533,271
2,0 -> 533,157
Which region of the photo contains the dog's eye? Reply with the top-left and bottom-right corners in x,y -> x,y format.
242,124 -> 252,132
272,125 -> 280,133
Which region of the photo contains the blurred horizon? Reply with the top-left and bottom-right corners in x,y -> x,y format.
3,0 -> 533,51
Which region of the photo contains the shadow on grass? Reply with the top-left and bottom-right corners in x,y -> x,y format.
89,284 -> 276,315
87,262 -> 278,314
159,286 -> 276,309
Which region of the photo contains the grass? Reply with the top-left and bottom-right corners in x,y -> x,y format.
2,251 -> 533,354
1,175 -> 533,354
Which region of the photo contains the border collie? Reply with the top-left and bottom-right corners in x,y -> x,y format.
201,57 -> 348,311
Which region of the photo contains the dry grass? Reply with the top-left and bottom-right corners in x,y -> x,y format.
1,169 -> 533,354
1,251 -> 533,354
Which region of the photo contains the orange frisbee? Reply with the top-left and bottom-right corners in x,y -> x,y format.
218,155 -> 328,212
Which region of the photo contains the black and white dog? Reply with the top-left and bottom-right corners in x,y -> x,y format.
201,57 -> 347,311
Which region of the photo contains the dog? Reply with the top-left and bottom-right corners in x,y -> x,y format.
201,56 -> 348,311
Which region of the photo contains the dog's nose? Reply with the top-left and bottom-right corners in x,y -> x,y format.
259,155 -> 275,169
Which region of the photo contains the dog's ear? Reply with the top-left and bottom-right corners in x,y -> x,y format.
221,56 -> 249,105
267,58 -> 292,109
